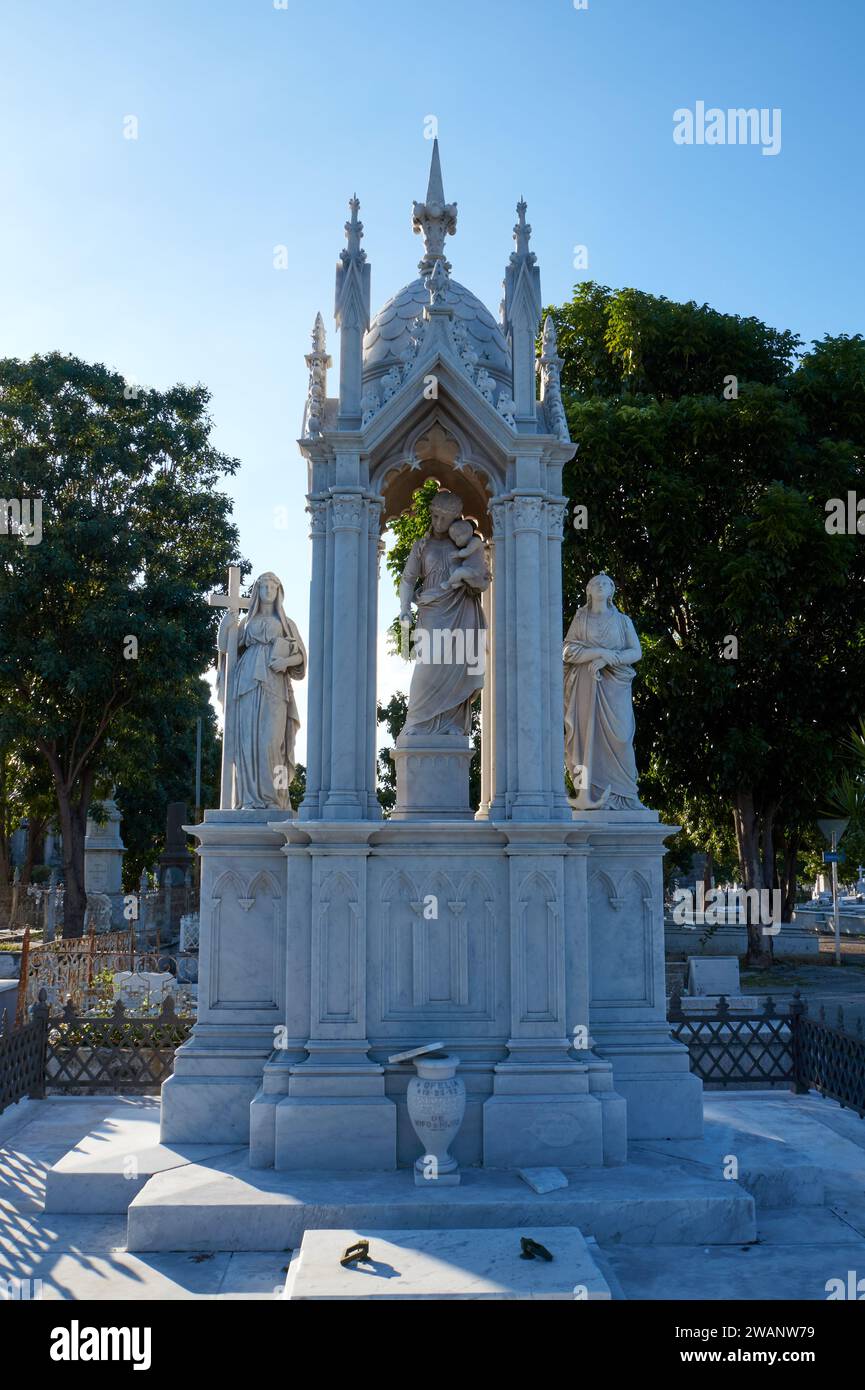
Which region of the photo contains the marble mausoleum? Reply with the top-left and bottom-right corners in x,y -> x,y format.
160,141 -> 703,1176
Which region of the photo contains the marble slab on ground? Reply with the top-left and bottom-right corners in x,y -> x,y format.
43,1110 -> 243,1214
518,1167 -> 569,1194
284,1226 -> 611,1300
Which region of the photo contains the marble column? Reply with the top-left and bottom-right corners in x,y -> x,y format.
511,493 -> 548,821
323,491 -> 366,819
298,496 -> 329,821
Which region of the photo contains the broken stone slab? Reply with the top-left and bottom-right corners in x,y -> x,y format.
518,1167 -> 569,1195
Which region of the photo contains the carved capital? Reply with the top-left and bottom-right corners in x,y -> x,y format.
367,498 -> 384,538
307,496 -> 329,537
489,500 -> 506,538
331,494 -> 364,531
546,502 -> 568,539
510,495 -> 545,532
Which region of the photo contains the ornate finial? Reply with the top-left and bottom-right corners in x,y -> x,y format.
303,312 -> 331,439
341,194 -> 366,266
538,314 -> 570,443
412,138 -> 458,277
426,257 -> 449,306
511,197 -> 534,263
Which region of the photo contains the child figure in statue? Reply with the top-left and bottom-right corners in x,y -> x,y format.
445,518 -> 487,591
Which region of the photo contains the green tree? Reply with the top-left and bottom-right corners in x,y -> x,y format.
553,285 -> 865,966
0,353 -> 242,936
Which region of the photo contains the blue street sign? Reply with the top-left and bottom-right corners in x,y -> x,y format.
823,851 -> 846,864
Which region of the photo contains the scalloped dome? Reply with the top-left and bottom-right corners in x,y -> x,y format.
363,278 -> 512,380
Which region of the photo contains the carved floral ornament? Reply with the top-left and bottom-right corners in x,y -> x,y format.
489,497 -> 568,537
330,495 -> 364,531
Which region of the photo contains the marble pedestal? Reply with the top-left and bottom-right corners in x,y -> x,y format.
160,810 -> 293,1144
162,809 -> 701,1162
389,735 -> 474,821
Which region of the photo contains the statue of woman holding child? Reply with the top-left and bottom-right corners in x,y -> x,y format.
398,489 -> 490,737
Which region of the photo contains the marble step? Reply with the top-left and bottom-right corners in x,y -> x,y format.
125,1152 -> 756,1252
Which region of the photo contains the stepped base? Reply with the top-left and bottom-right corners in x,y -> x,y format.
125,1150 -> 755,1252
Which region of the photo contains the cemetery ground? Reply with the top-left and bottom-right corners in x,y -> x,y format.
3,1083 -> 865,1301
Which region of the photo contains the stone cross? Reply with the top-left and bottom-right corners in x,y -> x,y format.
207,565 -> 251,809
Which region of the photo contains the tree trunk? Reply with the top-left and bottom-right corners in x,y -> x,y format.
49,770 -> 93,940
732,789 -> 774,969
20,815 -> 48,887
703,852 -> 714,894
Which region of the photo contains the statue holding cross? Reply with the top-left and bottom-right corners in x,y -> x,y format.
208,567 -> 307,811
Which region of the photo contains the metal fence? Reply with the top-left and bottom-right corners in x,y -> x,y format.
0,1003 -> 47,1112
0,991 -> 194,1112
668,987 -> 865,1117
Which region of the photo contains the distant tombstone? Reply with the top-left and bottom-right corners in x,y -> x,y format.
84,796 -> 126,927
686,956 -> 740,998
113,970 -> 177,1009
179,912 -> 200,952
84,893 -> 113,935
158,803 -> 192,888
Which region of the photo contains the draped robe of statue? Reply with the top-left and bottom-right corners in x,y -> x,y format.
563,602 -> 641,809
217,576 -> 307,810
400,531 -> 489,736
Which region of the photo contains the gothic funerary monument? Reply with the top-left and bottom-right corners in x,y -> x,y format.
161,143 -> 702,1174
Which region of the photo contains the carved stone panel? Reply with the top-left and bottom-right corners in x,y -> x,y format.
316,869 -> 361,1025
588,867 -> 654,1007
513,869 -> 562,1025
210,869 -> 282,1011
379,868 -> 496,1022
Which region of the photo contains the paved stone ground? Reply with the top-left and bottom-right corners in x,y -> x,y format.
0,1098 -> 289,1299
2,1091 -> 865,1300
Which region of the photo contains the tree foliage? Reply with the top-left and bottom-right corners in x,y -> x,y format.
552,284 -> 865,963
0,353 -> 242,934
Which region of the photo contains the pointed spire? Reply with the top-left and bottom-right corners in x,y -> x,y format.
542,314 -> 558,355
334,194 -> 371,428
340,194 -> 366,267
412,138 -> 458,277
512,197 -> 534,262
312,311 -> 326,352
503,196 -> 542,422
426,138 -> 446,205
303,312 -> 331,439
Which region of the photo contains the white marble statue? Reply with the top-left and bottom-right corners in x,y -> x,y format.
217,572 -> 307,810
398,490 -> 489,736
563,573 -> 643,810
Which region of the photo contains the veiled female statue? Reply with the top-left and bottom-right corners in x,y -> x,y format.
398,489 -> 490,736
563,573 -> 643,810
217,572 -> 307,809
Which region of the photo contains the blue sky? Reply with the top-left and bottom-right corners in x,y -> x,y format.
3,0 -> 863,756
